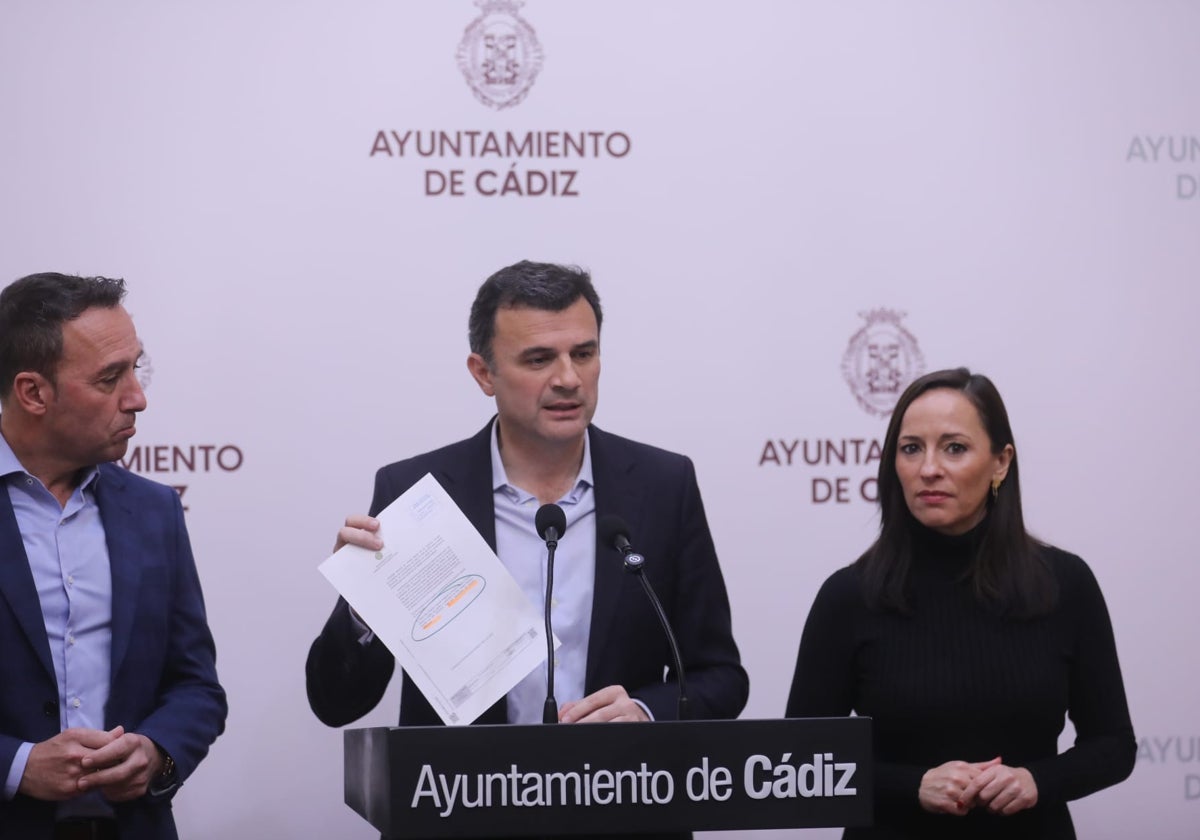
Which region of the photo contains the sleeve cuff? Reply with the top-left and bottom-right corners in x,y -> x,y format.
146,742 -> 180,799
4,742 -> 34,800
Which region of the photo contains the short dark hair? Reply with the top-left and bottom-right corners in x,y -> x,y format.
468,261 -> 602,365
0,272 -> 127,399
858,367 -> 1057,618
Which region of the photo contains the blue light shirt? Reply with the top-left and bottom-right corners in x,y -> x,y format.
0,432 -> 113,818
491,424 -> 596,724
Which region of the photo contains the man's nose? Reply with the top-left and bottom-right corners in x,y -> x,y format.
123,373 -> 148,412
551,356 -> 582,389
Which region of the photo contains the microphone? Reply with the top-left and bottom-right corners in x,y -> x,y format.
535,503 -> 566,548
535,503 -> 567,724
596,515 -> 690,720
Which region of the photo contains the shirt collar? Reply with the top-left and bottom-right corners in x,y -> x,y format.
0,427 -> 102,492
489,420 -> 593,504
0,430 -> 25,480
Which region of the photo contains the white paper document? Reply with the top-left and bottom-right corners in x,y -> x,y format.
319,472 -> 555,725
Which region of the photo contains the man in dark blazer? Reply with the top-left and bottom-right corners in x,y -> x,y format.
307,261 -> 747,839
0,273 -> 226,840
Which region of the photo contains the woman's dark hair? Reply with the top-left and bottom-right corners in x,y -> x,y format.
857,367 -> 1057,618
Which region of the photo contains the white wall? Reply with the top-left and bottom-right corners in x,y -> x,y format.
2,1 -> 1197,836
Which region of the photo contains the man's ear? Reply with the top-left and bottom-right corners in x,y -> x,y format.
9,372 -> 53,416
466,353 -> 496,397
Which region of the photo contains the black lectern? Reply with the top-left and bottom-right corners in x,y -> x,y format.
345,717 -> 872,837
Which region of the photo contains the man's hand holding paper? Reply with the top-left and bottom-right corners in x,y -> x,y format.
319,473 -> 556,726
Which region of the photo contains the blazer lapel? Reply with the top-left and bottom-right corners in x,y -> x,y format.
585,426 -> 646,691
0,490 -> 55,682
437,420 -> 499,552
94,464 -> 142,679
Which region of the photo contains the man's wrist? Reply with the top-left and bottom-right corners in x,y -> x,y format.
157,750 -> 176,780
147,740 -> 178,796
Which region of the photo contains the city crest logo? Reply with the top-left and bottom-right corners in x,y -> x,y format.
457,0 -> 544,110
841,309 -> 925,418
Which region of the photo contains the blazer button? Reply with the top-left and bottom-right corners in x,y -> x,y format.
43,701 -> 58,718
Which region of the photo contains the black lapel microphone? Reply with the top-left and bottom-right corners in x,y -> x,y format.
596,514 -> 690,720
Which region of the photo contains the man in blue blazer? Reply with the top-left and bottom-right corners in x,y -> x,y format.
0,273 -> 226,840
307,261 -> 746,840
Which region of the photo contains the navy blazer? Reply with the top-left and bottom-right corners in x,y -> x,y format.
307,421 -> 748,726
307,422 -> 747,840
0,463 -> 226,840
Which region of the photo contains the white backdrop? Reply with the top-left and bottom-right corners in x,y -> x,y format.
2,1 -> 1198,837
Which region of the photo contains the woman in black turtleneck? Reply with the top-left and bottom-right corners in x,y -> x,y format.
786,368 -> 1135,839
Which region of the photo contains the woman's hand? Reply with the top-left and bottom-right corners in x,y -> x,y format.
960,761 -> 1039,815
919,756 -> 1001,815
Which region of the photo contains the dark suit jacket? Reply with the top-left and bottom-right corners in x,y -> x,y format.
0,463 -> 227,840
307,422 -> 748,839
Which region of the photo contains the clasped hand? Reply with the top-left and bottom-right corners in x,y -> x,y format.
919,756 -> 1038,816
19,725 -> 162,802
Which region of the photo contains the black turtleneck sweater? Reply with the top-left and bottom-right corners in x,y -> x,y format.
785,526 -> 1135,839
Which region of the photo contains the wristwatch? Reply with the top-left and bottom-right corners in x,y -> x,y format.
158,751 -> 176,780
149,744 -> 179,797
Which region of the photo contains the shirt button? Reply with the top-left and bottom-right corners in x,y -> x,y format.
67,635 -> 76,646
71,698 -> 81,709
66,575 -> 75,587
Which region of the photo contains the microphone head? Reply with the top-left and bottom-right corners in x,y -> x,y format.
535,503 -> 567,541
596,514 -> 632,551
